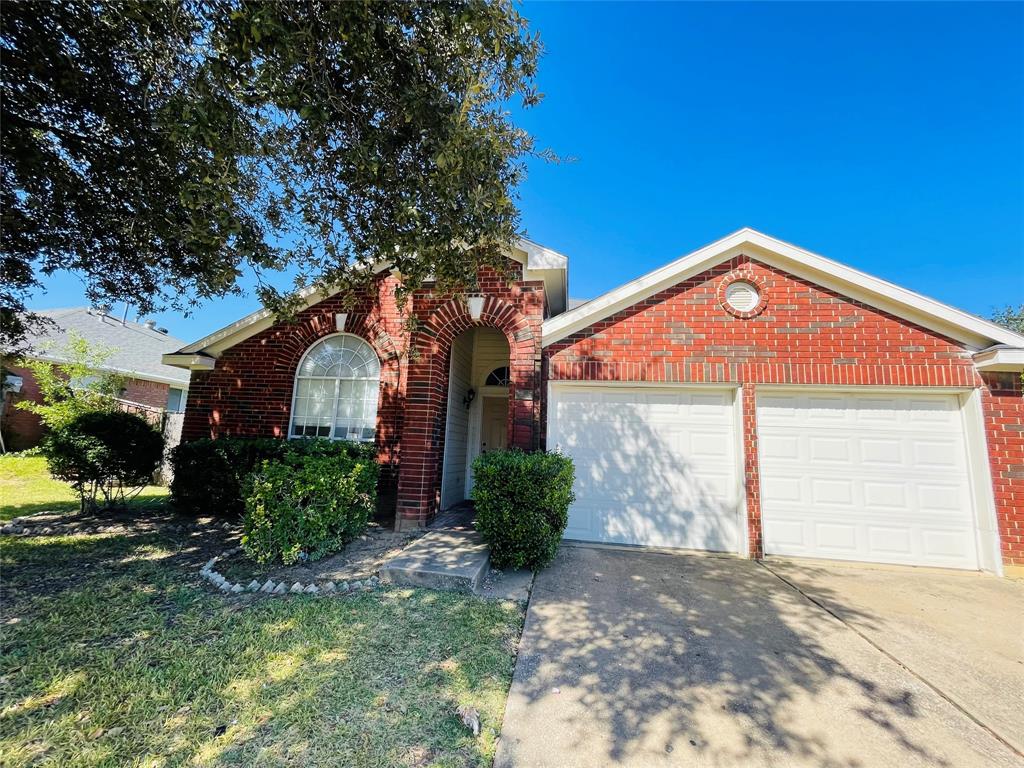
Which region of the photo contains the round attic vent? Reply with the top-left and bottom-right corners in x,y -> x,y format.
725,281 -> 760,313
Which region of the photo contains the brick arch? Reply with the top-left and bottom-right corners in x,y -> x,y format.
396,295 -> 542,527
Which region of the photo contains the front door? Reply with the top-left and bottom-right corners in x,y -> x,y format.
480,396 -> 508,454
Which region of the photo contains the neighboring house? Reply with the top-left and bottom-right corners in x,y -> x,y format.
163,229 -> 1024,576
3,307 -> 190,450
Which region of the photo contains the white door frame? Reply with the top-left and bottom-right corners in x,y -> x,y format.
546,380 -> 746,555
754,385 -> 1001,574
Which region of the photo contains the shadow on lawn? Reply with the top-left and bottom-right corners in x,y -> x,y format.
1,526 -> 514,768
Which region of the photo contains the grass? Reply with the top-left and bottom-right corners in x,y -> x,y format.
1,460 -> 525,767
0,454 -> 168,521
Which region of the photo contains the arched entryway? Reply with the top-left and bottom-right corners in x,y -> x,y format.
395,295 -> 543,529
439,327 -> 511,509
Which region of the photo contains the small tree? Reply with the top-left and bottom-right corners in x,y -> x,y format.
16,332 -> 126,431
42,411 -> 164,511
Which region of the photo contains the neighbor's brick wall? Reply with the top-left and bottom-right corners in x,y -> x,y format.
2,364 -> 45,450
980,373 -> 1024,567
544,254 -> 1007,560
121,378 -> 171,410
1,364 -> 171,450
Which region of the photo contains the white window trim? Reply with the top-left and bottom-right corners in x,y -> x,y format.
288,332 -> 381,442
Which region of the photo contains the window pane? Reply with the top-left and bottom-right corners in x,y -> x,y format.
292,334 -> 380,443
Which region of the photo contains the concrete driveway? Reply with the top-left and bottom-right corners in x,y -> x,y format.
495,545 -> 1024,768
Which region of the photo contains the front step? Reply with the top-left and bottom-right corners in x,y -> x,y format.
378,530 -> 491,593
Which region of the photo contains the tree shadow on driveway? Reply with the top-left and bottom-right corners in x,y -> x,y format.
496,545 -> 1021,768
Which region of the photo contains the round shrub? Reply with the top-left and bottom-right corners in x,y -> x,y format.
242,450 -> 379,565
471,449 -> 576,571
42,410 -> 164,510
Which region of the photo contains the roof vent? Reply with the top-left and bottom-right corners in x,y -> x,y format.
157,327 -> 168,335
144,319 -> 157,330
94,304 -> 112,318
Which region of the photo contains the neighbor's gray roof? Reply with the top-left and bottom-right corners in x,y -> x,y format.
23,308 -> 190,386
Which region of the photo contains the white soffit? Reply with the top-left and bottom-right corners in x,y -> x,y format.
973,346 -> 1024,372
541,228 -> 1024,351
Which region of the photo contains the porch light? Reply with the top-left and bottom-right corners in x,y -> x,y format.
466,295 -> 485,320
462,388 -> 476,409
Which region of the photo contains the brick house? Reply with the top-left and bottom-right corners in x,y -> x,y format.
163,229 -> 1024,576
2,307 -> 191,450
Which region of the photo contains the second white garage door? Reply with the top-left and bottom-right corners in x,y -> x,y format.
548,385 -> 743,552
757,391 -> 979,570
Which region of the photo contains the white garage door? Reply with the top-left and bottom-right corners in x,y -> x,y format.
757,392 -> 979,570
548,386 -> 742,552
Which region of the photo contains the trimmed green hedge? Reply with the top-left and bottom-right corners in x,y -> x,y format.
242,451 -> 379,565
169,437 -> 374,518
471,449 -> 576,570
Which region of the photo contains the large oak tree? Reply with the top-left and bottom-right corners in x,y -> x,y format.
1,0 -> 546,351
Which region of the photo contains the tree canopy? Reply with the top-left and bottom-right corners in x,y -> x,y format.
1,0 -> 546,352
991,304 -> 1024,335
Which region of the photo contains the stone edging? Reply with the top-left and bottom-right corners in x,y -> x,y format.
199,547 -> 382,597
1,518 -> 230,538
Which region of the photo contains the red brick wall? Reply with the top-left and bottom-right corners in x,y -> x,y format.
2,365 -> 45,450
395,267 -> 545,526
1,364 -> 171,450
544,254 -> 1022,566
181,267 -> 545,527
121,378 -> 172,410
980,373 -> 1024,567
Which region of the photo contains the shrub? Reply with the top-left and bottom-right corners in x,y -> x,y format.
242,450 -> 379,565
42,410 -> 164,511
471,448 -> 575,571
169,437 -> 373,518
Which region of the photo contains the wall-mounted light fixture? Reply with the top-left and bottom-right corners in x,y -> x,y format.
462,387 -> 477,409
466,295 -> 485,320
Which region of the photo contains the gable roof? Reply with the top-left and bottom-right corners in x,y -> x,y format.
166,238 -> 569,366
23,308 -> 191,386
541,228 -> 1024,352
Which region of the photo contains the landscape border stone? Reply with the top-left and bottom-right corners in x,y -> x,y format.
198,546 -> 382,598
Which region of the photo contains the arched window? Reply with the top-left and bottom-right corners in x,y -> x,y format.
485,366 -> 511,386
290,334 -> 380,442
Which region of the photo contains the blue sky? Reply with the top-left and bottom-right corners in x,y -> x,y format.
33,1 -> 1024,342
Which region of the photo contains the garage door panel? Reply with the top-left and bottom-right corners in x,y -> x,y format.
551,386 -> 741,553
758,392 -> 979,570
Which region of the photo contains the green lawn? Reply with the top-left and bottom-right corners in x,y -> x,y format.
0,454 -> 169,521
0,464 -> 525,767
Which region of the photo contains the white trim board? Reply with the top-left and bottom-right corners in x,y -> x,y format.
541,228 -> 1024,351
166,238 -> 569,366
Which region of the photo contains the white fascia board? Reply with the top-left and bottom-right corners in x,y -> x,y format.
973,347 -> 1024,372
177,283 -> 336,357
178,239 -> 569,358
541,227 -> 1024,350
161,353 -> 217,372
25,353 -> 190,387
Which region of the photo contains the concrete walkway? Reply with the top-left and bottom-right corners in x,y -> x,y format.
495,545 -> 1024,768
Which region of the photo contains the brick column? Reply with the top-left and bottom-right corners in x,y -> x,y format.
980,372 -> 1024,572
741,383 -> 764,559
